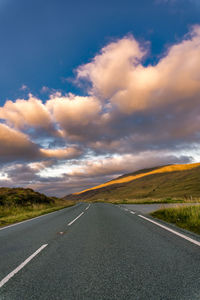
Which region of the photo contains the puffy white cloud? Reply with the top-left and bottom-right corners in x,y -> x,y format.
0,94 -> 53,131
46,93 -> 102,140
78,26 -> 200,114
47,93 -> 101,125
77,36 -> 146,101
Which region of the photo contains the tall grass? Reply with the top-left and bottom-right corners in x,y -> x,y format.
0,201 -> 75,227
151,205 -> 200,234
83,197 -> 199,204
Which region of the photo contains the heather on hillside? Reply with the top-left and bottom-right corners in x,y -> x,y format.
0,187 -> 53,206
0,187 -> 74,227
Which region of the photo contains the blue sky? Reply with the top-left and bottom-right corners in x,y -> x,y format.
0,0 -> 200,196
0,0 -> 199,102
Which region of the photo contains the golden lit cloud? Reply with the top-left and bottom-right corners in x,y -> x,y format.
0,94 -> 53,130
47,93 -> 101,126
40,147 -> 82,159
78,26 -> 200,114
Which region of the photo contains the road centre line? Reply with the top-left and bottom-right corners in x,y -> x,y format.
0,244 -> 48,289
123,208 -> 135,214
139,215 -> 200,247
68,212 -> 84,226
85,204 -> 90,210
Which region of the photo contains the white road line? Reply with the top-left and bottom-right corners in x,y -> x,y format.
130,211 -> 135,215
68,212 -> 84,226
85,204 -> 90,210
138,215 -> 200,247
0,244 -> 48,288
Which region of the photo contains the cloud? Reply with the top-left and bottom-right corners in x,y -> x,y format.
20,84 -> 28,91
0,27 -> 200,196
77,35 -> 146,101
46,93 -> 102,141
0,94 -> 54,132
40,147 -> 82,159
8,151 -> 190,197
0,123 -> 39,162
68,152 -> 191,179
77,26 -> 200,114
0,122 -> 82,163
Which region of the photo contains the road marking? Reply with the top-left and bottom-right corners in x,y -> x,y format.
0,244 -> 48,288
138,215 -> 200,247
85,204 -> 90,210
68,212 -> 84,226
130,211 -> 135,214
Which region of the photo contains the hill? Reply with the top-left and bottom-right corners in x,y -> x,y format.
0,187 -> 75,227
64,162 -> 200,202
0,187 -> 54,206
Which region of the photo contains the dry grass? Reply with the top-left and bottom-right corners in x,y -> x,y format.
151,205 -> 200,234
0,200 -> 75,228
75,162 -> 200,195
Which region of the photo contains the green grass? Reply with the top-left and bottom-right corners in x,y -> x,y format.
0,200 -> 75,228
151,205 -> 200,235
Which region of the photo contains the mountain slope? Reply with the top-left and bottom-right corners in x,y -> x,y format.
64,163 -> 200,201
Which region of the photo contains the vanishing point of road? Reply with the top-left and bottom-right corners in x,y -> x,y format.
1,202 -> 200,299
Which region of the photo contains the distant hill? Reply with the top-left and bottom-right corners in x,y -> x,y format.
0,187 -> 54,206
64,163 -> 200,202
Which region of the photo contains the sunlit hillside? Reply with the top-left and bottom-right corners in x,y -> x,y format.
64,162 -> 200,202
75,163 -> 200,195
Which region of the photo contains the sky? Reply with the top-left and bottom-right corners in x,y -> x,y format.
0,0 -> 200,197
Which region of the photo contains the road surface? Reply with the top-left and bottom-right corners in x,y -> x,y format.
122,203 -> 200,214
1,202 -> 200,299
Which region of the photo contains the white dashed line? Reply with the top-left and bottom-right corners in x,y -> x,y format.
0,244 -> 48,288
68,212 -> 84,226
138,215 -> 200,247
130,211 -> 135,214
85,204 -> 90,210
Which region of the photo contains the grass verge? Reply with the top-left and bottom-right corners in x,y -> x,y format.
84,197 -> 198,204
0,200 -> 75,228
151,205 -> 200,235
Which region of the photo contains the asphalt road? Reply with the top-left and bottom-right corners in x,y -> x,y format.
122,203 -> 200,214
1,203 -> 200,300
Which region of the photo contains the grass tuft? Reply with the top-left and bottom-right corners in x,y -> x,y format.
151,205 -> 200,234
0,200 -> 75,228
